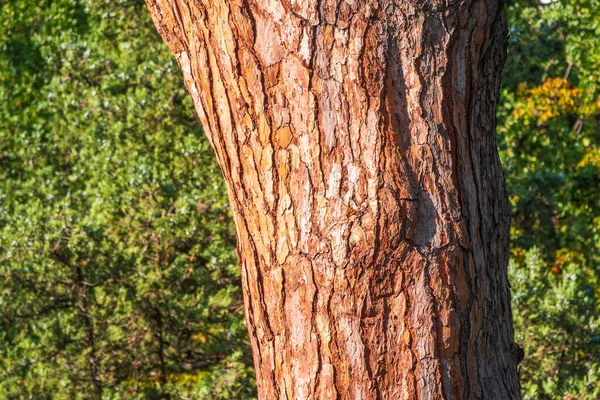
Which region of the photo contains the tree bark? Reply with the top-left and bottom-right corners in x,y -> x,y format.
144,0 -> 520,398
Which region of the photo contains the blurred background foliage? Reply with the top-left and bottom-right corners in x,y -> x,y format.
500,0 -> 600,397
0,0 -> 598,399
0,0 -> 254,398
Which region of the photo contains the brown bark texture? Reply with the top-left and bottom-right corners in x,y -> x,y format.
145,0 -> 520,398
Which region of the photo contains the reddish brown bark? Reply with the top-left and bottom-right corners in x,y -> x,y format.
145,0 -> 520,398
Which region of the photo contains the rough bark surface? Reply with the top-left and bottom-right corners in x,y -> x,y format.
145,0 -> 520,398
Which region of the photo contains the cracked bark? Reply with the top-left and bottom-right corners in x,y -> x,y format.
145,0 -> 520,398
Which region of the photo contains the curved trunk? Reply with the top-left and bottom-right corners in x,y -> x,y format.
145,0 -> 520,398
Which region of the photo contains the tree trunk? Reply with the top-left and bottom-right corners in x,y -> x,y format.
145,0 -> 520,398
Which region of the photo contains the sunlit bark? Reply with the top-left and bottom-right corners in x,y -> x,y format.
145,0 -> 520,398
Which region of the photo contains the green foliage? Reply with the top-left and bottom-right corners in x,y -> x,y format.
0,0 -> 255,398
511,248 -> 600,398
500,0 -> 600,397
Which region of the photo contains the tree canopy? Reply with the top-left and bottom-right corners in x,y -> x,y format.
0,0 -> 253,398
499,0 -> 600,397
0,0 -> 598,398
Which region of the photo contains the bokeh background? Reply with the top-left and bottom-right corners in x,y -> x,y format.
1,0 -> 598,398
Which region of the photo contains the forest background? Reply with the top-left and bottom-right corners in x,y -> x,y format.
0,0 -> 599,398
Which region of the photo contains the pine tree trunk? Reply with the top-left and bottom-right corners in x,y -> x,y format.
145,0 -> 520,398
